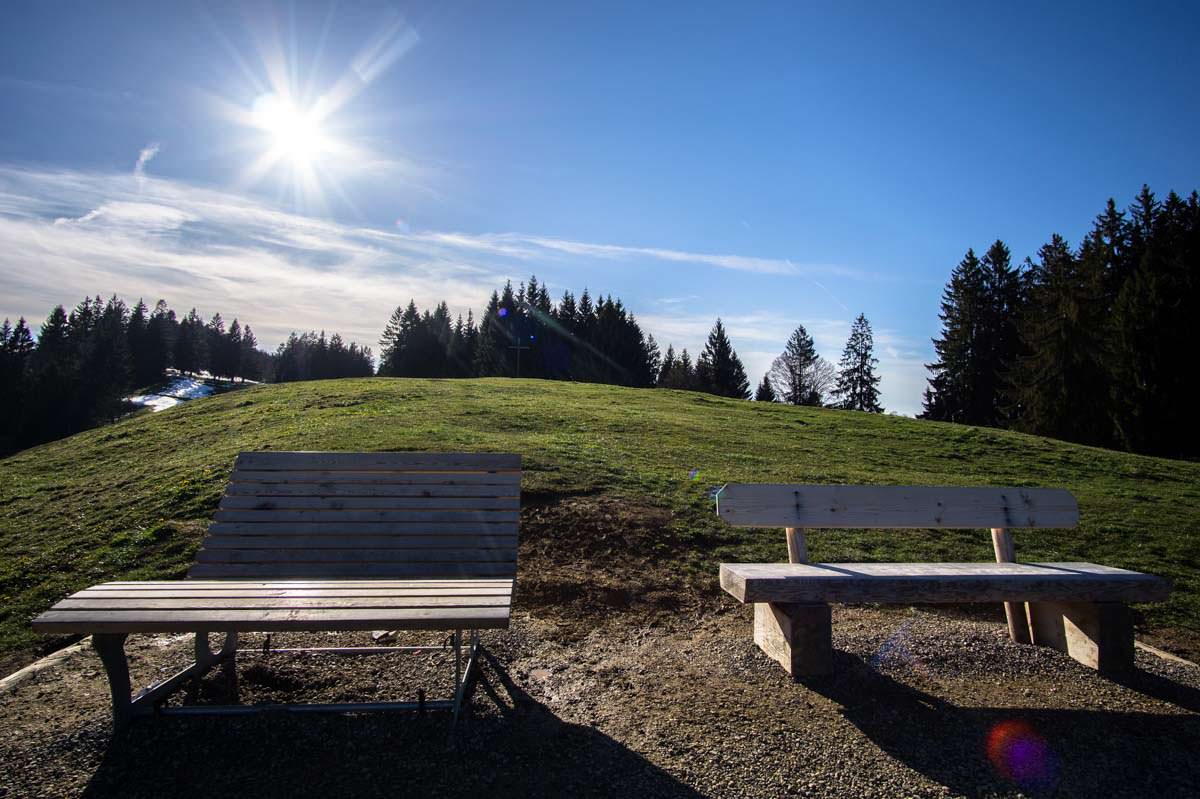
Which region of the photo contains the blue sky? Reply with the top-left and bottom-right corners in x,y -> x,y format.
2,1 -> 1198,414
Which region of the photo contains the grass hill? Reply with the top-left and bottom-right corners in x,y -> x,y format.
2,377 -> 1198,669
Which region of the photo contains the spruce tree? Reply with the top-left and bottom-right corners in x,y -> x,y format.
1009,235 -> 1111,445
767,324 -> 831,406
696,319 -> 750,399
754,374 -> 777,402
832,314 -> 883,412
922,250 -> 985,422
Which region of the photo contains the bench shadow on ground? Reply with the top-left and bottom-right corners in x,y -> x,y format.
82,651 -> 701,799
798,652 -> 1200,797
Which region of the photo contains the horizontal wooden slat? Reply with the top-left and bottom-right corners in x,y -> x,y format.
716,485 -> 1079,528
213,509 -> 518,523
201,535 -> 518,550
219,496 -> 520,511
235,452 -> 520,472
719,561 -> 1171,604
95,579 -> 514,590
194,548 -> 517,564
225,482 -> 520,497
33,606 -> 510,633
187,563 -> 517,578
231,470 -> 521,485
71,587 -> 511,599
54,595 -> 511,610
208,522 -> 517,535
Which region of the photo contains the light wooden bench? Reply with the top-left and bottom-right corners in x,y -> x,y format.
716,485 -> 1171,677
33,451 -> 521,729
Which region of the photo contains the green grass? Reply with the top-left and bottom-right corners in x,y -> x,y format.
2,377 -> 1199,661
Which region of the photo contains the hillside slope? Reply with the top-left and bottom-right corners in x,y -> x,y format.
2,377 -> 1198,668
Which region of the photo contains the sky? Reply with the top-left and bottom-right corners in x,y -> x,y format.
2,1 -> 1198,415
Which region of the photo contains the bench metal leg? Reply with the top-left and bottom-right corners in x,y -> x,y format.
1027,601 -> 1134,672
753,602 -> 832,678
92,632 -> 239,731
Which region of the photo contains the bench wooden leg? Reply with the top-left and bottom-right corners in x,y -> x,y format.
1027,601 -> 1134,672
753,602 -> 832,678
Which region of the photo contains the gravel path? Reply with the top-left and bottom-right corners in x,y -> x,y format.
2,602 -> 1198,798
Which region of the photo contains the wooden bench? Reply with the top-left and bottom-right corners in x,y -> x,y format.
716,485 -> 1171,677
33,451 -> 521,729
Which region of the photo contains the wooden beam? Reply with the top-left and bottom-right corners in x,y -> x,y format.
1027,601 -> 1135,672
717,484 -> 1079,529
991,527 -> 1032,644
753,602 -> 832,678
784,527 -> 808,564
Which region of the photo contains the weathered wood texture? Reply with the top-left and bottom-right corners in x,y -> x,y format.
1027,600 -> 1135,671
32,452 -> 522,634
192,451 -> 521,580
716,485 -> 1079,529
753,602 -> 832,677
720,562 -> 1172,605
991,527 -> 1032,644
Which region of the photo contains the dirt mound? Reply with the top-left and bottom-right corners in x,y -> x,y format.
517,496 -> 719,638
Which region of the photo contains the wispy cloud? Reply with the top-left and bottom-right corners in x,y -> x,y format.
0,160 -> 927,414
133,143 -> 160,187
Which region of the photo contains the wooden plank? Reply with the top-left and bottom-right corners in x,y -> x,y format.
225,482 -> 520,497
200,534 -> 518,549
194,548 -> 517,563
219,496 -> 520,511
186,562 -> 518,578
231,471 -> 521,485
71,587 -> 512,599
716,484 -> 1079,528
95,579 -> 514,589
719,561 -> 1172,604
32,605 -> 511,633
235,452 -> 521,471
207,522 -> 517,535
54,595 -> 512,610
212,509 -> 518,523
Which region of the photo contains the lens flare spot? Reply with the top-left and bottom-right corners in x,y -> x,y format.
987,719 -> 1058,790
688,468 -> 701,481
497,307 -> 509,318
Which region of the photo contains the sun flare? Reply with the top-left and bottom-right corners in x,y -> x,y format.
251,94 -> 330,166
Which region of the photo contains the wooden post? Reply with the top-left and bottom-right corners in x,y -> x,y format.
750,526 -> 832,678
1027,601 -> 1135,671
991,527 -> 1032,644
785,527 -> 808,564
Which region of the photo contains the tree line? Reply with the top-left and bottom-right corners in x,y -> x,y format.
1,295 -> 373,454
922,185 -> 1199,458
377,276 -> 884,410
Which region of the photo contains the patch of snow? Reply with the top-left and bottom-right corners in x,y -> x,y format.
126,376 -> 215,412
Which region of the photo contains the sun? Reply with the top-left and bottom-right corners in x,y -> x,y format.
251,94 -> 330,166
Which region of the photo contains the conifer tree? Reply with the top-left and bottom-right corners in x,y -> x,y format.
1008,235 -> 1111,444
922,250 -> 985,422
696,319 -> 750,399
767,324 -> 832,406
832,314 -> 883,412
754,374 -> 777,402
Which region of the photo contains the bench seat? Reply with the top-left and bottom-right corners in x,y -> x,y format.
720,562 -> 1171,605
34,579 -> 514,634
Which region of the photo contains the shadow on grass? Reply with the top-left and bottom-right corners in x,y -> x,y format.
82,649 -> 700,799
799,653 -> 1200,797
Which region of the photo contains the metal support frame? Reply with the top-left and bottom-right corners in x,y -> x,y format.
93,629 -> 482,731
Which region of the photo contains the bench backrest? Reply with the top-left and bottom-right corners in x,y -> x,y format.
716,484 -> 1079,529
189,451 -> 521,579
